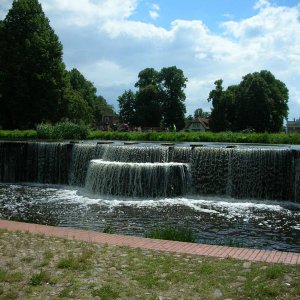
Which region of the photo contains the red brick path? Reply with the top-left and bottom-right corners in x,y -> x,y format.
1,220 -> 299,265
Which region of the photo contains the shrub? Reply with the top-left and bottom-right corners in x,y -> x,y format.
36,123 -> 54,139
37,121 -> 88,140
145,225 -> 195,243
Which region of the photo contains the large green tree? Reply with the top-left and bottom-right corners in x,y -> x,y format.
159,66 -> 187,130
207,80 -> 230,132
136,84 -> 161,127
118,90 -> 137,125
235,71 -> 288,132
135,68 -> 159,89
0,0 -> 67,129
67,69 -> 115,127
208,71 -> 288,132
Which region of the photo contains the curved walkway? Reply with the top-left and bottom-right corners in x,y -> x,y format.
0,220 -> 299,265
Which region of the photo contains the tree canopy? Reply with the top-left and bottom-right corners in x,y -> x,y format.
0,0 -> 66,129
118,66 -> 187,130
194,108 -> 210,119
0,0 -> 114,129
208,71 -> 289,132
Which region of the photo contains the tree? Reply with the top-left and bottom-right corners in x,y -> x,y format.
159,66 -> 187,130
235,71 -> 288,132
208,71 -> 289,132
118,66 -> 187,129
118,90 -> 137,125
67,68 -> 114,127
135,85 -> 161,127
0,0 -> 67,129
207,80 -> 230,132
194,108 -> 210,119
135,68 -> 159,89
93,95 -> 115,128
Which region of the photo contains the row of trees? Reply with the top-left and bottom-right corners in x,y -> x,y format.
208,71 -> 289,132
0,0 -> 113,129
118,67 -> 187,130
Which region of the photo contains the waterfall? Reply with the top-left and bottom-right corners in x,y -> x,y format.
101,146 -> 169,162
192,147 -> 296,201
0,141 -> 299,201
0,142 -> 70,184
68,144 -> 107,186
85,160 -> 190,198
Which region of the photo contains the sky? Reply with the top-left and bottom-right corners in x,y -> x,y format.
1,0 -> 300,120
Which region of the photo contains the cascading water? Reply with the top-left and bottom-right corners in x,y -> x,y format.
68,144 -> 107,186
191,147 -> 297,201
101,145 -> 169,163
0,141 -> 71,184
0,141 -> 299,202
85,160 -> 190,197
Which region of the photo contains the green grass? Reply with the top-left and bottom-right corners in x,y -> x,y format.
102,225 -> 115,234
1,129 -> 300,144
29,271 -> 51,286
89,130 -> 300,144
91,285 -> 120,299
0,270 -> 24,283
0,228 -> 300,300
57,247 -> 94,271
0,129 -> 37,139
145,225 -> 196,242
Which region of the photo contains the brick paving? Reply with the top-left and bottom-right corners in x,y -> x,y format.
0,219 -> 299,265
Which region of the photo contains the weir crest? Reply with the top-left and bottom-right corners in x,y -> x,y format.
0,141 -> 299,202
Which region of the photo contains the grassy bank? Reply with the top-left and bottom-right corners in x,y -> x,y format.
1,129 -> 300,144
0,229 -> 299,300
88,131 -> 300,144
0,130 -> 37,140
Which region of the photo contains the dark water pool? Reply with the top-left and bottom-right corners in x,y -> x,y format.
0,183 -> 299,252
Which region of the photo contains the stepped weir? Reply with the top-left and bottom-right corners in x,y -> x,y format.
0,141 -> 299,201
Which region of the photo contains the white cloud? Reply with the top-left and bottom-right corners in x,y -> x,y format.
152,3 -> 160,11
254,0 -> 271,10
79,60 -> 136,87
149,10 -> 159,20
42,0 -> 139,26
1,0 -> 300,119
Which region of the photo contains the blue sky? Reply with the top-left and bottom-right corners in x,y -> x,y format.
1,0 -> 300,120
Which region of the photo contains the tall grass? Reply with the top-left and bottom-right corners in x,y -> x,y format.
145,225 -> 196,243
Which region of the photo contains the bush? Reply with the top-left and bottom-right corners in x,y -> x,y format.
37,121 -> 88,140
145,225 -> 195,243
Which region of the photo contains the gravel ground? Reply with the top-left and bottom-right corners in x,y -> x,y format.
0,229 -> 300,300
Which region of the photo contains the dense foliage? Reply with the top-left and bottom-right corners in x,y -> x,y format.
193,108 -> 210,119
0,0 -> 66,129
0,0 -> 113,130
36,122 -> 88,139
118,66 -> 187,130
208,71 -> 289,132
